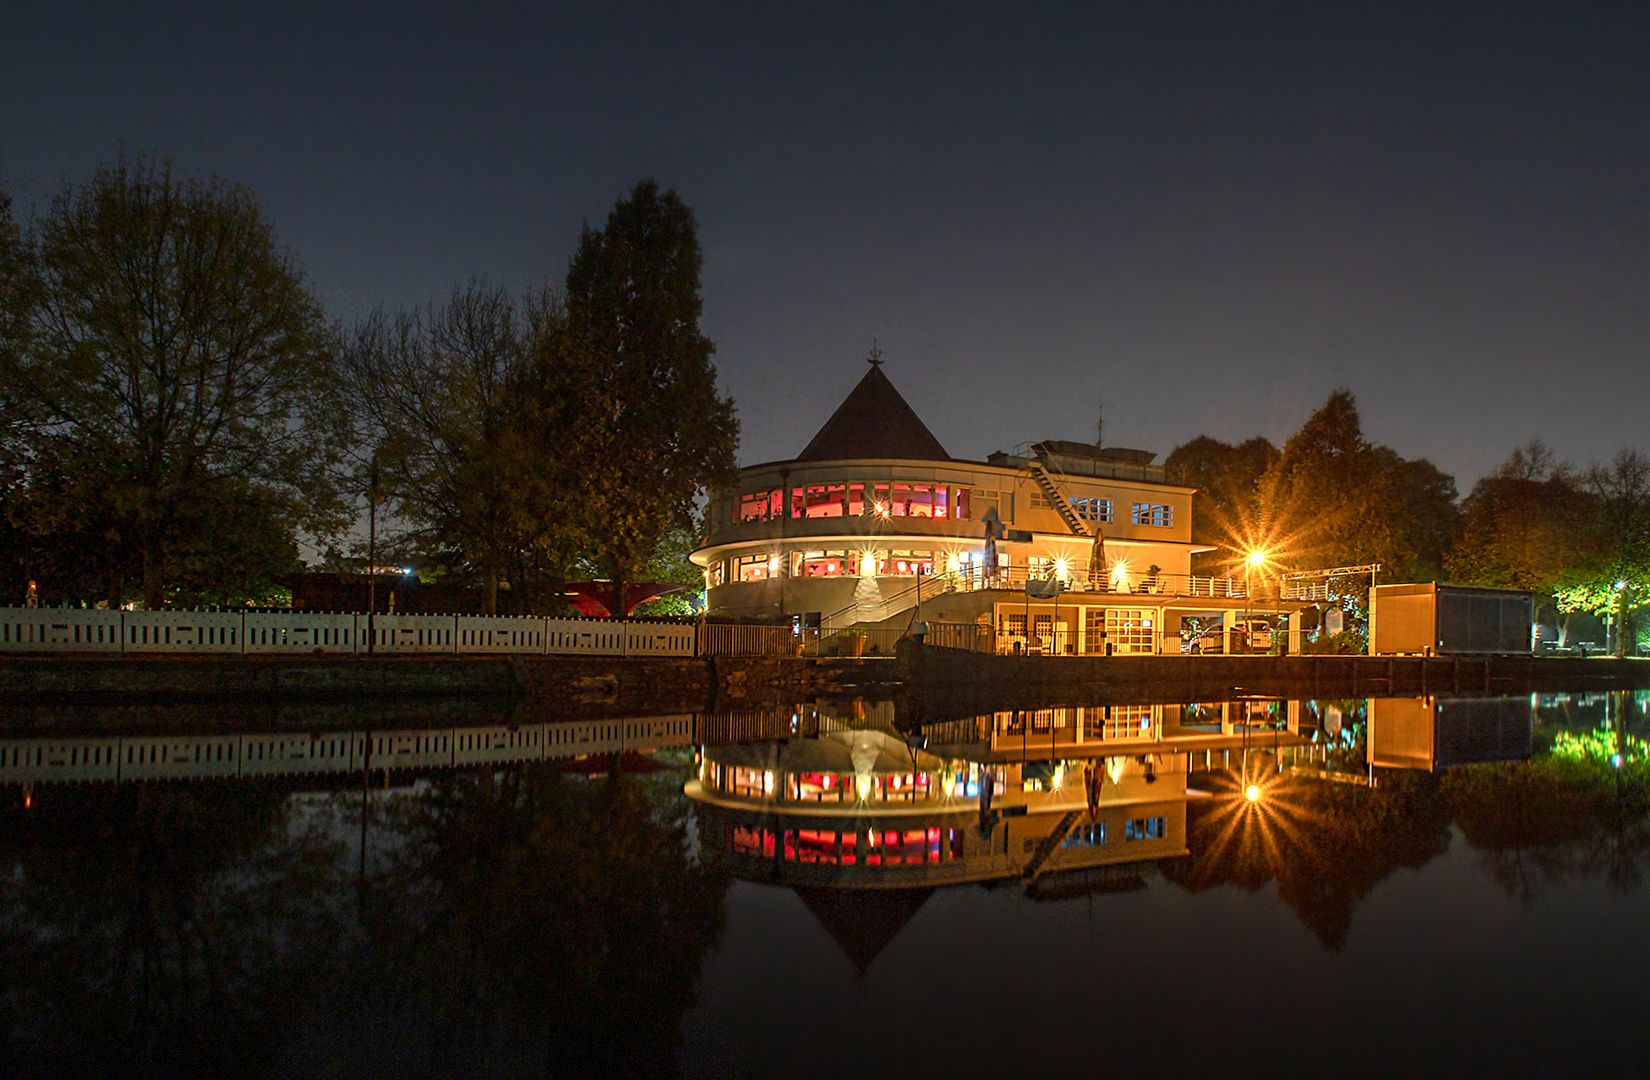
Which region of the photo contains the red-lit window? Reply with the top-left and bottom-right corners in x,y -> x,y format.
795,829 -> 838,864
738,490 -> 779,523
955,488 -> 971,519
798,484 -> 850,518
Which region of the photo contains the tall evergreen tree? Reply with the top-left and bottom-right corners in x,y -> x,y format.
565,179 -> 738,615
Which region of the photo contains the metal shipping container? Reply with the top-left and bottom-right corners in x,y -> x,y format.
1370,583 -> 1534,656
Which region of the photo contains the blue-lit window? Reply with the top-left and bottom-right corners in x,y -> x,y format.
1063,822 -> 1107,848
1125,816 -> 1165,840
1073,497 -> 1112,523
1131,503 -> 1173,527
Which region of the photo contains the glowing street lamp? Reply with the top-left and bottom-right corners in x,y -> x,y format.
1244,550 -> 1267,635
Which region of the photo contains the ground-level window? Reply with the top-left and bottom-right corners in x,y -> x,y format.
1132,502 -> 1173,527
1102,608 -> 1155,654
792,550 -> 856,577
1083,704 -> 1153,740
888,550 -> 934,575
734,553 -> 779,582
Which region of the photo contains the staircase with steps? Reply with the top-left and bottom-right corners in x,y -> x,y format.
1028,463 -> 1088,535
1019,809 -> 1081,881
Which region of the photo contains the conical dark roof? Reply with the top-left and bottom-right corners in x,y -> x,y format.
794,886 -> 935,974
796,364 -> 950,462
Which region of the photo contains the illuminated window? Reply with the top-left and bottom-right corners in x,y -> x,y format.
796,484 -> 851,518
1063,823 -> 1106,848
734,554 -> 778,582
1131,503 -> 1173,527
955,487 -> 971,519
1073,497 -> 1111,523
738,489 -> 781,523
1097,608 -> 1154,654
1125,816 -> 1166,840
886,550 -> 934,575
793,550 -> 855,577
1082,704 -> 1154,740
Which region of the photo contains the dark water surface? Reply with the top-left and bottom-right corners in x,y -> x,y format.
2,691 -> 1646,1078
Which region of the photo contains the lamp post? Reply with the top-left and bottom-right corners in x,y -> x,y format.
1246,550 -> 1266,653
366,465 -> 385,656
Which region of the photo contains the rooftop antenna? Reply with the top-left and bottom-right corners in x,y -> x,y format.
867,340 -> 884,367
1095,400 -> 1104,449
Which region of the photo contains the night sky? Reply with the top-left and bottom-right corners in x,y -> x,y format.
4,2 -> 1645,489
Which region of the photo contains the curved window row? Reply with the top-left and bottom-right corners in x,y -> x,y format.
734,483 -> 973,524
708,547 -> 1000,585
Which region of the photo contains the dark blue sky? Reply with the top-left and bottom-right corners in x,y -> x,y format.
4,2 -> 1645,488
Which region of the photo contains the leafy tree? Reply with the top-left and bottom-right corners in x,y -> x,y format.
565,179 -> 738,617
629,518 -> 707,617
1164,434 -> 1279,550
1250,390 -> 1459,590
1,155 -> 344,608
1555,450 -> 1650,656
1446,441 -> 1592,640
340,281 -> 589,614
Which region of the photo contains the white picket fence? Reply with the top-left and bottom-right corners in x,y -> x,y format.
0,714 -> 698,784
0,607 -> 698,658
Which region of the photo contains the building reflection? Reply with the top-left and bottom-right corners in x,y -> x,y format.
688,699 -> 1338,898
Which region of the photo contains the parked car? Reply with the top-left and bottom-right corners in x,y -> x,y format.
1182,618 -> 1274,655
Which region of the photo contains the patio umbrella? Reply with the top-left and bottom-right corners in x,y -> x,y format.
1087,525 -> 1107,590
982,507 -> 1002,586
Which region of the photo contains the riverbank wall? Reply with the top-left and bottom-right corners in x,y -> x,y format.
895,642 -> 1650,721
0,652 -> 898,716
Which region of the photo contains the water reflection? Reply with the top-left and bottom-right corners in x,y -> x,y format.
0,752 -> 725,1078
1,690 -> 1648,1076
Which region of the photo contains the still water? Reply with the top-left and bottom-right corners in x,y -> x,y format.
2,691 -> 1647,1078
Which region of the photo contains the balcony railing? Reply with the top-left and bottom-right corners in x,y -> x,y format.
930,565 -> 1253,600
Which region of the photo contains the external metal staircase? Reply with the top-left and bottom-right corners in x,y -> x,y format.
1028,462 -> 1088,535
1020,809 -> 1081,881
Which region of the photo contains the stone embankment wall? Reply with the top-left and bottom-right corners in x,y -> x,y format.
0,653 -> 900,713
898,641 -> 1650,704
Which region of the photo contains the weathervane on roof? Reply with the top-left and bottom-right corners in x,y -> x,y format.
867,340 -> 884,367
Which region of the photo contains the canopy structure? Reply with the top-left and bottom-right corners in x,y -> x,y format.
564,581 -> 687,618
